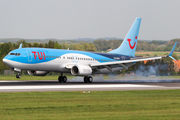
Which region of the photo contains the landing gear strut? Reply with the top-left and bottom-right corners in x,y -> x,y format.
58,73 -> 67,83
84,76 -> 93,83
16,73 -> 21,79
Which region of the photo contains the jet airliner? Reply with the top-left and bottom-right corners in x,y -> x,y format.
2,17 -> 177,83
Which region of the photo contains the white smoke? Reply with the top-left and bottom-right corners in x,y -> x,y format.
69,76 -> 83,82
134,65 -> 159,76
68,63 -> 179,83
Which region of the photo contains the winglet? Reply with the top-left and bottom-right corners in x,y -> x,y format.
167,42 -> 177,57
169,56 -> 177,61
167,42 -> 178,63
19,43 -> 22,49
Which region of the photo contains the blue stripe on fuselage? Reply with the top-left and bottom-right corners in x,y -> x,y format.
4,48 -> 133,64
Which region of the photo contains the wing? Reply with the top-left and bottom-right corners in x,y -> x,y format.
90,56 -> 164,72
91,56 -> 163,67
91,42 -> 177,71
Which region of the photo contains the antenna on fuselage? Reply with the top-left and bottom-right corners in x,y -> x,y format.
19,43 -> 22,49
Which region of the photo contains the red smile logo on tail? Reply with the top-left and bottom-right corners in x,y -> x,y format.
127,36 -> 137,49
127,39 -> 136,49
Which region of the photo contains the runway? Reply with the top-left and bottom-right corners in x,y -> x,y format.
0,79 -> 180,92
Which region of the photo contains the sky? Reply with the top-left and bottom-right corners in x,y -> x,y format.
0,0 -> 180,40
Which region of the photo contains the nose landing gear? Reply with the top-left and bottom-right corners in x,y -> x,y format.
16,73 -> 21,79
14,68 -> 21,79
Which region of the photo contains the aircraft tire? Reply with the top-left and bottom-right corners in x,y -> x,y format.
63,76 -> 67,83
58,76 -> 63,82
84,76 -> 88,83
84,76 -> 93,83
87,76 -> 93,83
16,73 -> 21,79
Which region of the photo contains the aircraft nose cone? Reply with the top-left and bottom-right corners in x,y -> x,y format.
3,58 -> 8,64
3,57 -> 16,68
3,58 -> 6,63
3,58 -> 11,67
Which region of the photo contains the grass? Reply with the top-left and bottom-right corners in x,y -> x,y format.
135,51 -> 180,58
101,51 -> 180,58
0,75 -> 64,80
0,75 -> 87,81
0,90 -> 180,119
1,75 -> 180,81
0,75 -> 180,81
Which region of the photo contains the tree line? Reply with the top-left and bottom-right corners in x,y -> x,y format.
93,38 -> 180,51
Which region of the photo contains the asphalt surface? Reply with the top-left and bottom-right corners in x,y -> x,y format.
1,79 -> 180,92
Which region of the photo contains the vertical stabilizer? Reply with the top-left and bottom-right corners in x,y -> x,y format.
108,17 -> 141,57
19,43 -> 23,49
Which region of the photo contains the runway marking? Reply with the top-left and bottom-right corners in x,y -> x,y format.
0,84 -> 161,90
0,81 -> 18,82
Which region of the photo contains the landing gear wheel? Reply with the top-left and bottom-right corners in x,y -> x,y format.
58,76 -> 63,82
58,76 -> 67,83
84,76 -> 93,83
88,76 -> 93,83
16,73 -> 21,79
62,76 -> 67,83
84,76 -> 88,83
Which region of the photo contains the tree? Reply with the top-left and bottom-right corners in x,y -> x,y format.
48,40 -> 55,48
17,39 -> 28,47
54,42 -> 62,49
32,42 -> 39,47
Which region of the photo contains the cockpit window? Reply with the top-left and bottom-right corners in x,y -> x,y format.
9,53 -> 15,55
8,53 -> 21,56
16,53 -> 21,56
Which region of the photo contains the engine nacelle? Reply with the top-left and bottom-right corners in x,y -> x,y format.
27,70 -> 49,76
71,65 -> 92,76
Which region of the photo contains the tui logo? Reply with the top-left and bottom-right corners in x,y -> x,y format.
127,36 -> 137,49
32,51 -> 46,60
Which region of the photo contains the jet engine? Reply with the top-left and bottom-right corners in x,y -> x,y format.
71,65 -> 92,76
27,70 -> 49,76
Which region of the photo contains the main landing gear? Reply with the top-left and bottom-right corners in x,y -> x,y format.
16,73 -> 21,79
84,76 -> 93,83
58,73 -> 67,83
58,73 -> 93,83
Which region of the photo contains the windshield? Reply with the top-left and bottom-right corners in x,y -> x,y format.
8,53 -> 21,56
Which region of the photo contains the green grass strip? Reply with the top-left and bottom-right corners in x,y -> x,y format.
0,75 -> 75,80
0,75 -> 180,81
0,90 -> 180,119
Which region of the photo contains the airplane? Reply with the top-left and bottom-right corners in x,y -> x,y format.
2,17 -> 178,83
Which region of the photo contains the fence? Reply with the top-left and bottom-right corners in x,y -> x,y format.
4,70 -> 14,75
